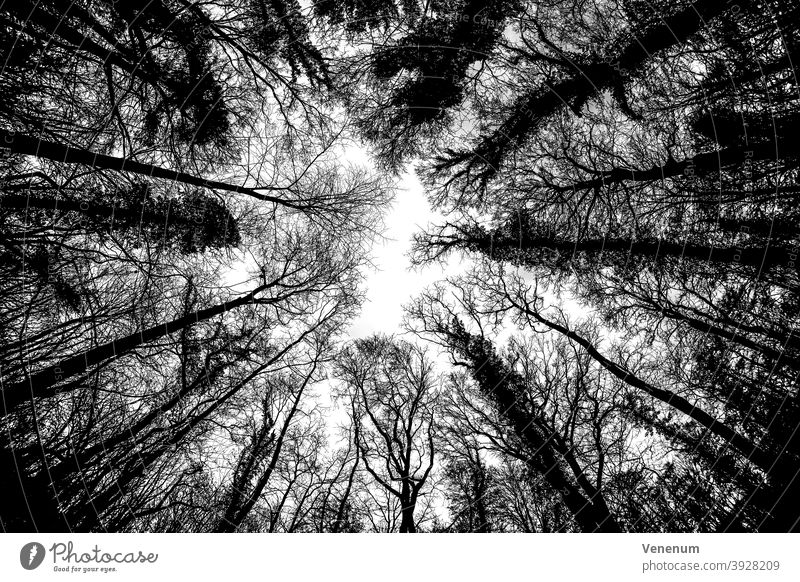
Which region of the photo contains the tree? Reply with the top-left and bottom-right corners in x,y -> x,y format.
213,351 -> 325,533
406,289 -> 628,532
335,335 -> 439,532
423,263 -> 800,531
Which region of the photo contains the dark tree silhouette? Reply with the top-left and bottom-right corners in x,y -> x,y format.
3,0 -> 800,535
335,336 -> 439,532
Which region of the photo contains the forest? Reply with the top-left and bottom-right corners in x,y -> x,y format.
1,0 -> 799,533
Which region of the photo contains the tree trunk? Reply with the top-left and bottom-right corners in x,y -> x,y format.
0,193 -> 177,229
444,0 -> 752,175
1,284 -> 267,414
0,130 -> 292,207
398,482 -> 417,533
552,140 -> 800,194
469,229 -> 799,272
449,326 -> 622,532
516,304 -> 776,475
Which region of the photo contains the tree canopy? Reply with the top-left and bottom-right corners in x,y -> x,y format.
2,0 -> 799,533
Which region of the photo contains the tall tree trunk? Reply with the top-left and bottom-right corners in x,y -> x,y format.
0,130 -> 294,207
398,480 -> 417,533
461,227 -> 799,272
1,283 -> 268,414
439,0 -> 753,176
1,192 -> 179,229
448,325 -> 622,532
213,364 -> 316,533
473,461 -> 491,533
509,300 -> 777,475
550,140 -> 800,194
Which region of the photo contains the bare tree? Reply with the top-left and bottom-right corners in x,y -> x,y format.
335,335 -> 439,532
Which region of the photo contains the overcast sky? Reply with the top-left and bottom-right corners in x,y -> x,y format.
347,168 -> 462,338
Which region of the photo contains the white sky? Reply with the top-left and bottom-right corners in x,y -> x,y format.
347,169 -> 462,338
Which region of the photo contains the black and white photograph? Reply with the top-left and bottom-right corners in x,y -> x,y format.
1,0 -> 799,578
